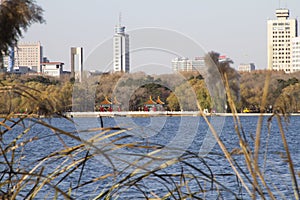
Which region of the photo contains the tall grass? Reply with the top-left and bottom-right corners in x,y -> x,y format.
0,76 -> 299,199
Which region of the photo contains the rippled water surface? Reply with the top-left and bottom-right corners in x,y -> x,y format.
1,116 -> 299,199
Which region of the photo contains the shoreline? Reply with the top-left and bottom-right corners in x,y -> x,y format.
2,111 -> 300,118
64,111 -> 300,118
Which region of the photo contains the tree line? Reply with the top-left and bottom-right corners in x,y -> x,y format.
2,62 -> 300,114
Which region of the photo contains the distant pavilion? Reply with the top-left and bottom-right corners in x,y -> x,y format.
98,96 -> 122,112
99,97 -> 112,112
144,96 -> 165,111
156,96 -> 165,111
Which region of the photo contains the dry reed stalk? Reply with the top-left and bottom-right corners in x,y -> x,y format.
275,115 -> 299,200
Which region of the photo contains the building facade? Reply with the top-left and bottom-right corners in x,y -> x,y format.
41,62 -> 64,77
238,63 -> 256,72
172,56 -> 233,72
70,47 -> 83,81
4,41 -> 43,73
113,25 -> 130,73
267,9 -> 298,73
291,37 -> 300,72
172,57 -> 194,72
172,57 -> 207,72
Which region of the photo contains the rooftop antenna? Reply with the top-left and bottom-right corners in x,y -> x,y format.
279,0 -> 288,8
284,0 -> 287,8
279,0 -> 282,8
278,0 -> 280,8
119,12 -> 122,26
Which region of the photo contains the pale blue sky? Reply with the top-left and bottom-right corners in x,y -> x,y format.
22,0 -> 300,72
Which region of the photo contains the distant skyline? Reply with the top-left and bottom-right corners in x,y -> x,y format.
21,0 -> 300,73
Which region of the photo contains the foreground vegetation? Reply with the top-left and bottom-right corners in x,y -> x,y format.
1,67 -> 299,199
2,1 -> 298,199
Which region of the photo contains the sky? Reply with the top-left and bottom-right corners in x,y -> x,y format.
21,0 -> 300,73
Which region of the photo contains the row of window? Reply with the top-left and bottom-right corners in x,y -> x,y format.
273,22 -> 290,26
273,56 -> 291,59
272,35 -> 291,38
18,55 -> 39,57
274,52 -> 290,55
273,31 -> 291,35
273,39 -> 291,42
273,60 -> 291,63
273,44 -> 290,47
272,26 -> 290,31
273,48 -> 290,51
272,30 -> 291,34
273,65 -> 290,69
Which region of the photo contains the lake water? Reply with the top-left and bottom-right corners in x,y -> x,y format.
1,116 -> 299,199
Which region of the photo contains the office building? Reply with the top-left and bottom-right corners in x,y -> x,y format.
4,41 -> 43,73
41,62 -> 64,77
267,9 -> 298,73
238,63 -> 256,72
113,24 -> 130,73
172,56 -> 231,72
172,57 -> 207,72
172,57 -> 194,72
291,37 -> 300,72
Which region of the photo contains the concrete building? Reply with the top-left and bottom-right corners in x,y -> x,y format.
70,47 -> 83,81
172,57 -> 207,72
291,37 -> 300,72
12,66 -> 30,74
41,62 -> 64,77
7,46 -> 14,72
191,58 -> 205,72
113,24 -> 130,73
172,56 -> 232,72
238,63 -> 256,72
267,9 -> 298,73
172,57 -> 194,72
4,41 -> 43,73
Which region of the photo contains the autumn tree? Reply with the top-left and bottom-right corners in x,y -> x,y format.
204,51 -> 239,112
0,0 -> 44,71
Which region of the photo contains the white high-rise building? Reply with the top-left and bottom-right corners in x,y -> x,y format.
267,9 -> 298,73
113,24 -> 130,73
292,37 -> 300,72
